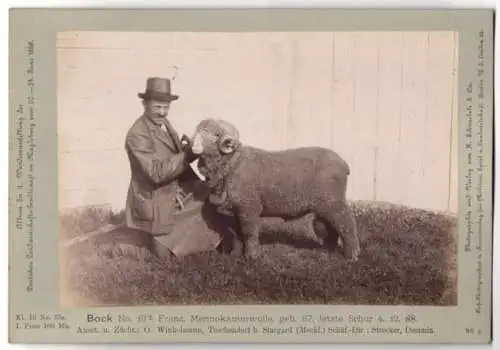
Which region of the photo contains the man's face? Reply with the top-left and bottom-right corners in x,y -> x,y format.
143,99 -> 170,125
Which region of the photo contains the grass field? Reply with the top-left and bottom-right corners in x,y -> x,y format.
59,200 -> 457,307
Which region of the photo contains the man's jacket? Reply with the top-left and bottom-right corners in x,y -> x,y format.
124,114 -> 192,235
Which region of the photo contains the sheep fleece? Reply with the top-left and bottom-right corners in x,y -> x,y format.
195,124 -> 361,262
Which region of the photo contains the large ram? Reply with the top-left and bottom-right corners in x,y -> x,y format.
189,118 -> 361,262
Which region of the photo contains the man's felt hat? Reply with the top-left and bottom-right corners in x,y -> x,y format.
138,77 -> 179,102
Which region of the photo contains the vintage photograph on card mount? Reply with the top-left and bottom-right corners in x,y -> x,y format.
57,30 -> 459,308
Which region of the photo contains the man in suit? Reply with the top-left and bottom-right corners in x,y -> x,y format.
124,76 -> 225,258
124,77 -> 318,259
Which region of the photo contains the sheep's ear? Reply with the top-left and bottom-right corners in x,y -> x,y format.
219,135 -> 238,154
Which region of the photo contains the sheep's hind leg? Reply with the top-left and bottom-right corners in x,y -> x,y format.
313,217 -> 340,251
318,202 -> 360,262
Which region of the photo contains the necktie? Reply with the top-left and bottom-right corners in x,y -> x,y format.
160,122 -> 182,152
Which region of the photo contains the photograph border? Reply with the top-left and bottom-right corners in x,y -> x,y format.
8,8 -> 494,344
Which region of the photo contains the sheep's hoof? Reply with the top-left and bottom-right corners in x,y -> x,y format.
346,255 -> 359,263
243,248 -> 259,260
229,240 -> 244,256
344,249 -> 360,263
241,238 -> 259,259
247,252 -> 259,259
241,254 -> 258,264
231,247 -> 244,257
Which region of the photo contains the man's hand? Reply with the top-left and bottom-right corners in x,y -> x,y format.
181,135 -> 198,163
181,134 -> 191,147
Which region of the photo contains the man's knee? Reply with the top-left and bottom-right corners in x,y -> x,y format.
152,236 -> 176,259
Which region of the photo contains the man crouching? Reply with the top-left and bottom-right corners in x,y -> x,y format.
123,77 -> 316,258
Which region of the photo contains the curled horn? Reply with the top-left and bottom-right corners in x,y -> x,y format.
216,120 -> 240,154
217,119 -> 240,140
218,134 -> 239,154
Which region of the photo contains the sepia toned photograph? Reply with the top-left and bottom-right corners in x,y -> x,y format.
57,30 -> 459,308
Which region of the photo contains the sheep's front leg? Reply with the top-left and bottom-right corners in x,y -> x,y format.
237,213 -> 261,258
